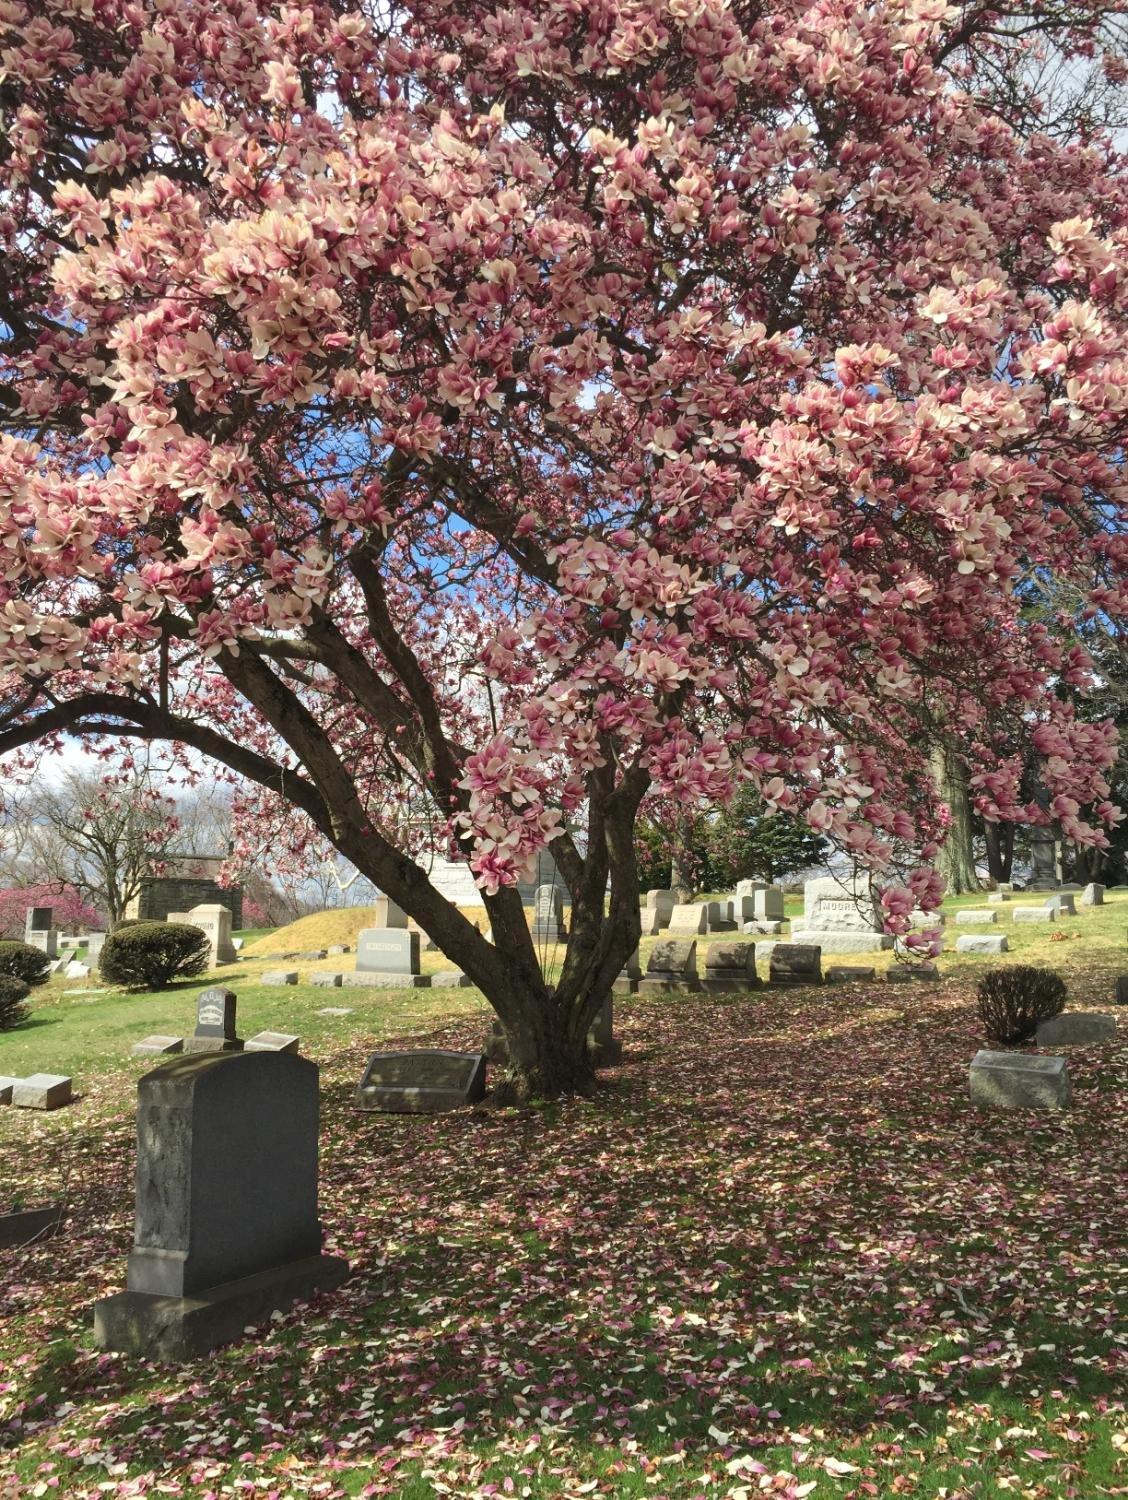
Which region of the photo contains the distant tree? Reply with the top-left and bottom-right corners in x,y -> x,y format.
0,883 -> 100,939
636,788 -> 827,894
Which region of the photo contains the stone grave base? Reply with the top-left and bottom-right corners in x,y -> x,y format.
344,972 -> 431,988
637,977 -> 701,994
182,1036 -> 244,1055
93,1252 -> 349,1362
0,1203 -> 63,1250
132,1036 -> 184,1057
825,966 -> 876,983
310,972 -> 344,987
699,976 -> 758,994
612,977 -> 640,995
355,1051 -> 486,1112
788,930 -> 894,953
430,971 -> 472,987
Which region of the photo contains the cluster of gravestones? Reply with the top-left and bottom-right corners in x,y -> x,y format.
971,1001 -> 1120,1109
133,985 -> 300,1058
640,881 -> 786,938
952,883 -> 1105,955
258,897 -> 470,990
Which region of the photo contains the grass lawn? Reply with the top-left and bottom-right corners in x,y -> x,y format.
0,896 -> 1125,1498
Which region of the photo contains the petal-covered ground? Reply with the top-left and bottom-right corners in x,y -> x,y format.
2,974 -> 1126,1499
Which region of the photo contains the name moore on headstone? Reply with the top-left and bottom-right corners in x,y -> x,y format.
93,1051 -> 348,1359
790,877 -> 894,953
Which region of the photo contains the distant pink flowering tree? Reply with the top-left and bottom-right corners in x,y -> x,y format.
1,0 -> 1126,1094
0,884 -> 100,940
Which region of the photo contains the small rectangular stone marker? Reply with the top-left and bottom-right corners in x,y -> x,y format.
132,1036 -> 184,1057
701,941 -> 758,993
1013,906 -> 1055,923
355,1050 -> 486,1113
743,919 -> 783,935
987,892 -> 1011,904
956,909 -> 998,925
667,904 -> 707,936
430,970 -> 472,987
956,934 -> 1009,955
1080,882 -> 1104,907
317,1006 -> 353,1016
768,943 -> 822,986
342,971 -> 431,988
245,1031 -> 300,1054
93,1052 -> 347,1359
183,986 -> 242,1055
1035,1012 -> 1117,1045
825,966 -> 876,983
1044,893 -> 1077,916
261,970 -> 299,986
64,961 -> 90,979
638,939 -> 699,993
12,1074 -> 73,1110
327,943 -> 351,955
969,1050 -> 1070,1110
310,971 -> 344,987
0,1077 -> 21,1105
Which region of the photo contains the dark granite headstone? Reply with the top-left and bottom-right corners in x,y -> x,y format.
1115,974 -> 1128,1006
355,1049 -> 486,1113
588,994 -> 623,1064
639,939 -> 699,993
93,1052 -> 347,1358
768,943 -> 822,986
183,986 -> 242,1054
702,940 -> 758,993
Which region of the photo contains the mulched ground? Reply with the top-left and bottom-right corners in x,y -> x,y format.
2,975 -> 1126,1499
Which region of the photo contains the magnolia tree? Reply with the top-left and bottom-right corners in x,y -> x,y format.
1,0 -> 1127,1094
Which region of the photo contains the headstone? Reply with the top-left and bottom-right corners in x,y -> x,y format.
987,892 -> 1011,904
791,877 -> 893,953
64,961 -> 91,979
261,969 -> 299,986
84,933 -> 106,958
24,905 -> 58,958
589,994 -> 622,1064
1028,825 -> 1060,890
0,1203 -> 63,1249
342,970 -> 431,988
1043,892 -> 1076,915
639,906 -> 662,936
12,1074 -> 73,1110
701,941 -> 758,993
887,961 -> 940,982
825,965 -> 876,983
613,947 -> 642,995
355,1050 -> 486,1112
356,928 -> 421,976
753,887 -> 785,922
1080,882 -> 1105,907
1115,976 -> 1128,1006
997,882 -> 1013,894
667,903 -> 707,936
431,970 -> 472,987
1035,1012 -> 1117,1046
639,940 -> 700,993
955,909 -> 998,925
644,890 -> 675,928
969,1050 -> 1070,1110
132,1035 -> 184,1056
743,919 -> 783,935
93,1052 -> 348,1359
704,900 -> 736,933
373,895 -> 408,928
0,1077 -> 20,1105
735,879 -> 769,898
1013,905 -> 1055,923
182,985 -> 242,1054
327,943 -> 351,955
310,971 -> 344,987
955,934 -> 1009,955
245,1031 -> 301,1053
531,885 -> 566,941
768,943 -> 822,986
185,904 -> 237,966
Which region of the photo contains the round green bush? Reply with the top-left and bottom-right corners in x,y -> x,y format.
0,974 -> 31,1031
99,922 -> 210,991
977,965 -> 1067,1044
0,940 -> 51,987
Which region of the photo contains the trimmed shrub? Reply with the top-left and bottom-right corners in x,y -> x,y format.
0,940 -> 50,987
0,974 -> 31,1031
977,965 -> 1067,1044
99,922 -> 210,990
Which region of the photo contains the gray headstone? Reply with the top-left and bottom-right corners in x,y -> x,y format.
372,896 -> 408,929
183,986 -> 242,1054
12,1074 -> 72,1110
0,1077 -> 20,1105
1080,882 -> 1104,907
792,877 -> 893,953
261,970 -> 299,986
355,1050 -> 486,1113
639,906 -> 662,936
310,971 -> 344,987
245,1031 -> 301,1053
430,970 -> 472,987
955,909 -> 998,925
743,919 -> 782,935
1028,825 -> 1060,890
640,939 -> 699,992
667,903 -> 707,935
132,1036 -> 184,1057
702,940 -> 758,993
644,890 -> 675,925
825,965 -> 876,983
316,1006 -> 354,1016
997,882 -> 1013,894
955,934 -> 1009,955
64,961 -> 90,979
969,1050 -> 1070,1109
1035,1011 -> 1117,1045
1013,905 -> 1055,923
1044,892 -> 1076,916
735,879 -> 769,898
753,887 -> 784,922
341,971 -> 431,988
531,885 -> 566,941
327,943 -> 351,955
768,943 -> 822,986
93,1052 -> 347,1359
987,892 -> 1011,904
356,928 -> 420,975
1115,976 -> 1128,1006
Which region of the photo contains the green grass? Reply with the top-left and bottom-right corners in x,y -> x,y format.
0,897 -> 1125,1499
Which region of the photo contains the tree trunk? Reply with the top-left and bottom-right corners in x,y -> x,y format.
984,821 -> 1014,884
932,743 -> 979,894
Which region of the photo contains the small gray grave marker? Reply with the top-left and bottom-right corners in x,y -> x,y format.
355,1050 -> 486,1113
969,1050 -> 1070,1109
